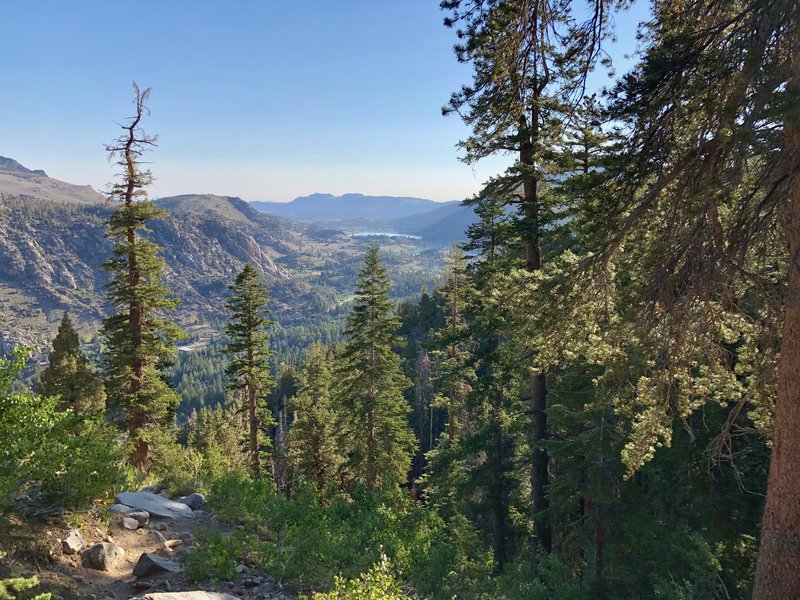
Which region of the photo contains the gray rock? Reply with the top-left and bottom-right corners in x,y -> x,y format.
129,510 -> 150,526
175,493 -> 205,510
149,522 -> 168,531
62,529 -> 85,555
130,594 -> 239,600
131,581 -> 152,591
108,503 -> 134,515
115,492 -> 195,519
81,542 -> 125,570
133,552 -> 182,578
177,531 -> 194,543
122,516 -> 140,530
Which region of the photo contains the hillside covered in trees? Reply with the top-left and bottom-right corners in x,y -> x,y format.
1,1 -> 798,599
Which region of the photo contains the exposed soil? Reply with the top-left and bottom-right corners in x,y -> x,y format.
4,505 -> 295,600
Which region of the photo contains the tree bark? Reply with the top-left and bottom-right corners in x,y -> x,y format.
753,21 -> 800,597
125,106 -> 146,468
521,109 -> 552,555
491,386 -> 507,572
249,382 -> 259,475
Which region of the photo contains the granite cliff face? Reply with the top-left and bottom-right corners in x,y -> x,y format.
0,193 -> 320,348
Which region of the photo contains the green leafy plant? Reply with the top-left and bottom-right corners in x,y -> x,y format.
0,348 -> 127,514
0,552 -> 50,600
309,552 -> 405,600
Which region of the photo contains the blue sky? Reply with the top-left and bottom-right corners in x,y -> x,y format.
0,1 -> 648,202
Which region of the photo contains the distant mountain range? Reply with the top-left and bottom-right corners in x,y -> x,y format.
251,193 -> 441,221
251,193 -> 476,242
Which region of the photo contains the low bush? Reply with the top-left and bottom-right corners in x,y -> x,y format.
0,348 -> 127,515
308,552 -> 405,600
187,474 -> 492,596
0,551 -> 50,600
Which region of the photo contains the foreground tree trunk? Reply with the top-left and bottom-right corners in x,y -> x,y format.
248,382 -> 259,474
522,111 -> 552,556
754,22 -> 800,596
490,385 -> 507,572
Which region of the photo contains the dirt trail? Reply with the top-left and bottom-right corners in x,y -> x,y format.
26,501 -> 295,600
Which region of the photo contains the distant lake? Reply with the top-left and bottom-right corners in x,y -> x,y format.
352,231 -> 421,239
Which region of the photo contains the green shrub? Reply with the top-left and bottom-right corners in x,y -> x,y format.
204,475 -> 491,596
309,552 -> 405,600
0,551 -> 50,600
148,406 -> 247,496
182,529 -> 241,583
148,427 -> 204,496
0,348 -> 127,513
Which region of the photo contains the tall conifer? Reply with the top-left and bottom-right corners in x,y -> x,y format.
442,0 -> 620,554
224,263 -> 274,477
336,246 -> 415,490
288,342 -> 340,494
38,313 -> 105,413
101,84 -> 181,467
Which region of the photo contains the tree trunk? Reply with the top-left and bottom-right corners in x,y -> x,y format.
491,386 -> 507,572
367,409 -> 376,489
130,409 -> 148,467
367,346 -> 376,489
521,110 -> 552,555
125,126 -> 146,467
753,24 -> 800,597
248,383 -> 259,476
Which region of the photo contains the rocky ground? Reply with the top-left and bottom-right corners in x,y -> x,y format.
9,488 -> 296,600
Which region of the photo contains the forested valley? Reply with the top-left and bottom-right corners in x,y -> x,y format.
2,1 -> 799,599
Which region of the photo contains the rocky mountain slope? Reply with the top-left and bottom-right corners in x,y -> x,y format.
0,193 -> 321,351
0,159 -> 450,353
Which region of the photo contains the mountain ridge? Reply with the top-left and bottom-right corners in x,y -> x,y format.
251,192 -> 448,221
0,156 -> 105,205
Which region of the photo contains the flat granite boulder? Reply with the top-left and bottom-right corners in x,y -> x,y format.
130,593 -> 239,600
115,492 -> 195,519
133,552 -> 182,578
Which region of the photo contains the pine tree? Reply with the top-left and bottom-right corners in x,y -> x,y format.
224,263 -> 274,477
191,405 -> 247,481
431,247 -> 475,442
336,246 -> 415,490
271,363 -> 298,492
288,342 -> 340,494
101,83 -> 182,467
442,0 -> 620,554
563,1 -> 797,594
38,313 -> 105,413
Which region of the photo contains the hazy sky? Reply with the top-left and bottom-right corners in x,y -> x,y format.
0,1 -> 648,202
